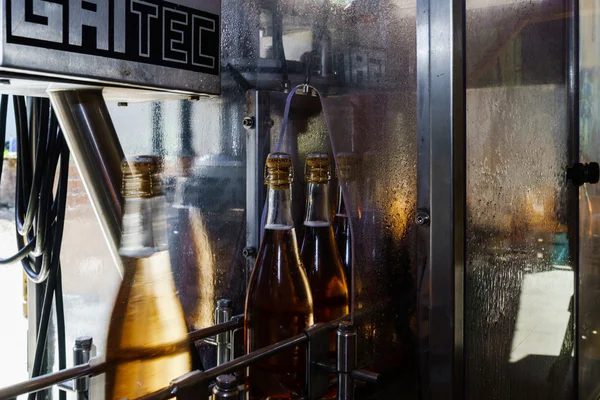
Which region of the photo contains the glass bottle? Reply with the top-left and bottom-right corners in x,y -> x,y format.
244,152 -> 314,400
105,156 -> 191,400
300,153 -> 349,351
332,152 -> 359,292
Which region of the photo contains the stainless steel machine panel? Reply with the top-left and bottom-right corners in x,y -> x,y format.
0,0 -> 220,94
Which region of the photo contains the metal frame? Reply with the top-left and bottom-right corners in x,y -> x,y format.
245,90 -> 271,281
567,0 -> 580,397
417,1 -> 466,399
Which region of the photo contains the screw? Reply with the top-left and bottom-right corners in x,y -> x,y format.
264,118 -> 274,129
243,246 -> 257,258
242,117 -> 255,129
415,211 -> 430,227
189,95 -> 200,101
117,102 -> 128,107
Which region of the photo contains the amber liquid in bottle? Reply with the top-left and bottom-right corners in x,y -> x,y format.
245,153 -> 314,400
300,154 -> 349,353
333,191 -> 351,287
333,153 -> 359,300
105,156 -> 191,400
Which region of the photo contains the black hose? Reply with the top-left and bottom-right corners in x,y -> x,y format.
0,95 -> 70,396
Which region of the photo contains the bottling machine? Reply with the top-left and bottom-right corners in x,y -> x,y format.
0,0 -> 598,399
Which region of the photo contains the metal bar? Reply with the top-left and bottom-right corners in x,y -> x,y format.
47,89 -> 125,276
137,334 -> 308,400
415,0 -> 432,397
187,315 -> 243,343
139,316 -> 348,400
567,0 -> 580,397
1,319 -> 243,399
417,0 -> 467,399
245,90 -> 270,282
0,360 -> 104,399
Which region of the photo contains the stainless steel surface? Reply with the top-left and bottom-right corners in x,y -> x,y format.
0,0 -> 220,94
337,322 -> 356,400
0,359 -> 103,399
245,90 -> 270,282
48,89 -> 124,276
215,299 -> 233,365
579,1 -> 600,397
417,0 -> 466,399
73,336 -> 93,393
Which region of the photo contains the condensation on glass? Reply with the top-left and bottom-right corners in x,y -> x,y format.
579,1 -> 600,398
465,1 -> 573,399
18,0 -> 418,397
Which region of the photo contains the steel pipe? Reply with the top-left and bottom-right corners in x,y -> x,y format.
137,317 -> 349,400
0,318 -> 244,399
0,359 -> 104,399
188,315 -> 243,343
215,299 -> 233,365
47,89 -> 125,276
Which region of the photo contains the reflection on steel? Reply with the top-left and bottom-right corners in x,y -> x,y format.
337,322 -> 356,400
73,336 -> 93,397
215,299 -> 233,365
48,89 -> 125,276
417,0 -> 466,398
0,359 -> 104,399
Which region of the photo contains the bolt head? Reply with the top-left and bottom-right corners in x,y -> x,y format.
242,117 -> 255,129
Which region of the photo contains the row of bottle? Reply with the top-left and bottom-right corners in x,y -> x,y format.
245,152 -> 355,399
102,152 -> 358,399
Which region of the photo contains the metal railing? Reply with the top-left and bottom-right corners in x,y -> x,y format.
0,311 -> 379,400
0,315 -> 244,399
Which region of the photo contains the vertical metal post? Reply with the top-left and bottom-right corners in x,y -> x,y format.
215,299 -> 233,366
245,91 -> 271,282
337,322 -> 356,400
567,0 -> 580,396
73,336 -> 92,400
416,1 -> 466,399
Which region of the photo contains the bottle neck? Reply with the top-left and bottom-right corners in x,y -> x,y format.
120,195 -> 168,256
265,185 -> 294,229
304,182 -> 332,226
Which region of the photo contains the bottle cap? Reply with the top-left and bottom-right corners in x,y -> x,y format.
336,152 -> 359,181
305,153 -> 331,183
121,155 -> 162,198
265,152 -> 293,187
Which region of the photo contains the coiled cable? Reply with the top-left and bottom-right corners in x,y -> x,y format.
0,94 -> 69,400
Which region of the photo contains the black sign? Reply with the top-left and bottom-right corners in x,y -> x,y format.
6,0 -> 220,75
